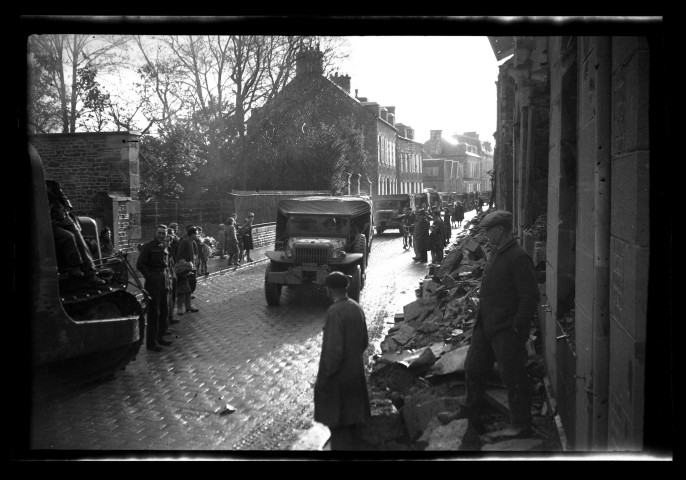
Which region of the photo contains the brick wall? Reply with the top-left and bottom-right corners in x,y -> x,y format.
29,132 -> 143,254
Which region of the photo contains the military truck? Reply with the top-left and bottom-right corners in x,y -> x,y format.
263,195 -> 373,305
27,144 -> 148,394
415,188 -> 443,213
372,193 -> 415,235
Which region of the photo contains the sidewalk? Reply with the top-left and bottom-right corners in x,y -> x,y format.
199,244 -> 272,279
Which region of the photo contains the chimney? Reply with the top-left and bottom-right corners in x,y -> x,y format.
350,174 -> 361,195
362,102 -> 379,116
385,106 -> 395,126
463,131 -> 479,140
430,130 -> 443,155
330,73 -> 351,94
296,47 -> 324,78
379,107 -> 388,122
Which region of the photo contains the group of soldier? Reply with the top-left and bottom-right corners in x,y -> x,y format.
135,214 -> 256,352
135,222 -> 205,352
399,200 -> 470,265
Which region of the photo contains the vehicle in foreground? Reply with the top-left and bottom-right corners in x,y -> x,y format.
27,144 -> 148,394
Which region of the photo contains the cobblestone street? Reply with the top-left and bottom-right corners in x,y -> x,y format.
28,225 -> 458,455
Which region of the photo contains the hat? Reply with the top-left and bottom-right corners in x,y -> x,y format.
169,222 -> 178,228
479,210 -> 513,229
325,271 -> 350,289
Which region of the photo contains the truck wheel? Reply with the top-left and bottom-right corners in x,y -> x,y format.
348,265 -> 361,302
352,234 -> 367,288
264,264 -> 282,306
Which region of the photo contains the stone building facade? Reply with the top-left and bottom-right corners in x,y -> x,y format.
490,35 -> 661,453
248,47 -> 421,197
395,123 -> 423,194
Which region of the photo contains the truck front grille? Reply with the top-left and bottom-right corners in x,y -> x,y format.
295,246 -> 329,264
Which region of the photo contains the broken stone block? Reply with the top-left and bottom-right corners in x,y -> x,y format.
370,363 -> 420,395
391,323 -> 417,345
359,399 -> 406,446
403,297 -> 436,323
428,342 -> 449,358
401,393 -> 464,440
380,337 -> 401,353
422,279 -> 440,296
416,417 -> 470,451
441,275 -> 457,288
484,387 -> 509,416
436,249 -> 464,278
418,321 -> 439,334
428,344 -> 470,376
464,238 -> 485,259
480,438 -> 545,451
378,346 -> 436,369
412,331 -> 445,350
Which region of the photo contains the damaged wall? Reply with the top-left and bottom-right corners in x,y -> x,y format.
491,35 -> 654,453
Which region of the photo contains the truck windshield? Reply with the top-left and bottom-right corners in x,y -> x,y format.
287,216 -> 350,236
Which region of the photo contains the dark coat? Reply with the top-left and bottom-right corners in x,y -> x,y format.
175,237 -> 197,295
413,214 -> 430,252
454,203 -> 465,221
476,238 -> 540,337
314,298 -> 371,428
239,222 -> 254,250
432,217 -> 446,248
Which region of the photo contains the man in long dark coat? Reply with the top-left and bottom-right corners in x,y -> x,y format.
454,202 -> 465,227
430,210 -> 446,264
314,271 -> 371,450
413,210 -> 430,263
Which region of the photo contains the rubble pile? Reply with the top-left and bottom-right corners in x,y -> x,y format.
360,211 -> 563,452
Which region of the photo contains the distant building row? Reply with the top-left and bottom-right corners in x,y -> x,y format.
248,47 -> 493,196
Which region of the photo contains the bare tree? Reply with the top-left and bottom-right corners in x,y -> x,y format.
27,34 -> 130,133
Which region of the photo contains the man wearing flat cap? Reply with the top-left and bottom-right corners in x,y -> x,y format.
438,209 -> 540,435
314,271 -> 371,450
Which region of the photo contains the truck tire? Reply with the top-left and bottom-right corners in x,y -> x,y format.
352,234 -> 367,288
264,263 -> 282,306
348,265 -> 361,302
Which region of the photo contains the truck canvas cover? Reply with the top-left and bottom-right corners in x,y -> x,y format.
278,196 -> 372,216
275,196 -> 373,241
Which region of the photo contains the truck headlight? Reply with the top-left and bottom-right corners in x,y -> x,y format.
286,238 -> 295,258
330,238 -> 346,259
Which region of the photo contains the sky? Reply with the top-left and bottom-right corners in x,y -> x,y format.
339,36 -> 502,146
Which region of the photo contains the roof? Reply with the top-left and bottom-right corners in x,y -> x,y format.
488,36 -> 515,61
278,196 -> 372,216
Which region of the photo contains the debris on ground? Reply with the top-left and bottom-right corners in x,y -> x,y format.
363,209 -> 564,452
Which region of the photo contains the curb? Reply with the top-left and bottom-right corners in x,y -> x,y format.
197,257 -> 270,282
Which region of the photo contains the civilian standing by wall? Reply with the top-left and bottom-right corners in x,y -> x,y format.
217,224 -> 227,259
241,213 -> 255,262
175,226 -> 200,315
225,217 -> 240,266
